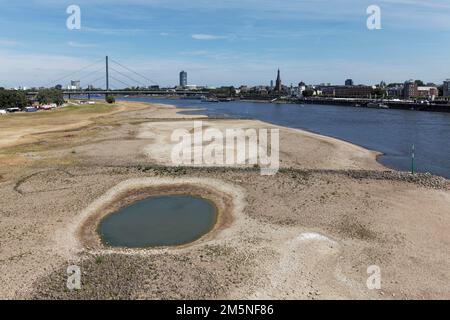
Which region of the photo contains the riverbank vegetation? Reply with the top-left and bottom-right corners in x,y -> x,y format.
0,88 -> 64,110
0,89 -> 28,109
36,89 -> 65,105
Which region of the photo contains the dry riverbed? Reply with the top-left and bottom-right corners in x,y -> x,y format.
0,100 -> 449,300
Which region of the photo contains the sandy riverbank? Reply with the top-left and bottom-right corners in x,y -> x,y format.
0,100 -> 449,299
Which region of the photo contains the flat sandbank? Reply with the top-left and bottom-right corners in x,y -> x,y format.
0,100 -> 449,300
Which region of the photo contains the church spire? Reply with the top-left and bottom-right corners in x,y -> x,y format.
275,69 -> 282,92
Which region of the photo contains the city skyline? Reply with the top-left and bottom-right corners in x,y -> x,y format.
0,0 -> 450,87
5,67 -> 447,91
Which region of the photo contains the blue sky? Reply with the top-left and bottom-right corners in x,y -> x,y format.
0,0 -> 449,88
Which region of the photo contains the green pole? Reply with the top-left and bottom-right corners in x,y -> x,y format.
411,144 -> 415,174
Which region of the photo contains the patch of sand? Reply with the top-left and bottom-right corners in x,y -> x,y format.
138,119 -> 383,171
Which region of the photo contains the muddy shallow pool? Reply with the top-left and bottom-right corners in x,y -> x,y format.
98,195 -> 218,248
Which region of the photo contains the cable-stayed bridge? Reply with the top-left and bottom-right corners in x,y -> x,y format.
26,56 -> 208,97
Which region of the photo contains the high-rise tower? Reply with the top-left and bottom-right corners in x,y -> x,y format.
444,79 -> 450,97
179,71 -> 187,87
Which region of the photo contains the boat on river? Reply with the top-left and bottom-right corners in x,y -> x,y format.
367,102 -> 389,109
201,96 -> 219,103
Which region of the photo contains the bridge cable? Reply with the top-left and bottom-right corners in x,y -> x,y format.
109,67 -> 148,88
77,67 -> 106,84
110,59 -> 159,86
83,75 -> 106,88
109,75 -> 134,89
43,58 -> 104,88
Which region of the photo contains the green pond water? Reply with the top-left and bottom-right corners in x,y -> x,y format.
99,195 -> 217,248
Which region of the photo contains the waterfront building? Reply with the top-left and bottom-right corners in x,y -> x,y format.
289,83 -> 297,97
345,79 -> 354,86
403,80 -> 418,99
239,85 -> 252,95
320,85 -> 374,98
251,86 -> 269,95
184,84 -> 202,90
417,86 -> 439,100
386,86 -> 404,98
298,81 -> 306,98
444,79 -> 450,97
179,71 -> 187,87
320,86 -> 335,96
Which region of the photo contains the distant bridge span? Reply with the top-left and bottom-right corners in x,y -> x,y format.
33,56 -> 212,98
26,90 -> 211,97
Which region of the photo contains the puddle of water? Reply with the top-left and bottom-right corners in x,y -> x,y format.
99,195 -> 217,248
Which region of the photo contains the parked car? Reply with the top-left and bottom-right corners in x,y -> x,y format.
6,107 -> 20,113
0,109 -> 7,115
25,107 -> 38,112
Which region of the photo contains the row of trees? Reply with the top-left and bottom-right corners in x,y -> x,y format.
36,89 -> 65,105
0,89 -> 28,109
0,89 -> 65,109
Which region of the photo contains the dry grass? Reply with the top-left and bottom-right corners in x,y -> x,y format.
0,101 -> 153,179
0,101 -> 150,150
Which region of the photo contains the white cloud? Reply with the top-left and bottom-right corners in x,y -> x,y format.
191,34 -> 225,40
179,50 -> 209,56
82,27 -> 144,35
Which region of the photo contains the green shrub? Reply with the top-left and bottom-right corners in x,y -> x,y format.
105,95 -> 115,104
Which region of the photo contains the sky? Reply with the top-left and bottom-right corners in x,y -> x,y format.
0,0 -> 449,88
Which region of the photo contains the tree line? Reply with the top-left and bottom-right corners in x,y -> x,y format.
0,88 -> 64,109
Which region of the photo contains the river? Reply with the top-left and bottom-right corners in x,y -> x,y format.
121,97 -> 450,178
